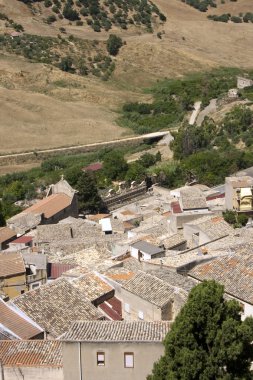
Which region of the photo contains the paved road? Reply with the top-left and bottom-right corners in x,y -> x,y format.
0,130 -> 173,161
196,99 -> 217,126
189,101 -> 201,125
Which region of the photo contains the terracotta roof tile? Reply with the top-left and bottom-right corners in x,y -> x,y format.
0,340 -> 62,367
11,236 -> 33,244
22,194 -> 72,219
0,227 -> 16,244
189,254 -> 253,304
0,252 -> 25,278
72,273 -> 114,302
0,299 -> 43,340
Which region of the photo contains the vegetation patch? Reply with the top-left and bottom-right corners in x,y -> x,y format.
18,0 -> 166,32
0,33 -> 116,80
119,67 -> 247,135
208,12 -> 253,23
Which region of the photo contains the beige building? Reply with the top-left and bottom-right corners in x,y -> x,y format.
0,252 -> 27,300
7,178 -> 78,235
0,227 -> 16,251
116,271 -> 188,321
10,278 -> 103,338
0,340 -> 63,380
225,176 -> 253,212
62,320 -> 170,380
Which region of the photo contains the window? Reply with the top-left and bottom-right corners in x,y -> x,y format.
97,352 -> 105,366
124,303 -> 130,313
31,283 -> 40,290
124,353 -> 134,368
138,310 -> 144,320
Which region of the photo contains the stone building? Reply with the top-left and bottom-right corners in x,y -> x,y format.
225,176 -> 253,213
117,271 -> 188,321
62,320 -> 170,380
0,252 -> 27,300
0,227 -> 16,251
10,278 -> 103,338
0,340 -> 63,380
7,178 -> 78,235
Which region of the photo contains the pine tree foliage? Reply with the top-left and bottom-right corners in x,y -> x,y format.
76,171 -> 105,213
148,281 -> 253,380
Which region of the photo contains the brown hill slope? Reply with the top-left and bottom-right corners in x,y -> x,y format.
0,0 -> 253,154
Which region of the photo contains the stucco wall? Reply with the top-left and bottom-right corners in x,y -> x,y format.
2,274 -> 27,299
116,286 -> 169,321
0,367 -> 63,380
63,341 -> 164,380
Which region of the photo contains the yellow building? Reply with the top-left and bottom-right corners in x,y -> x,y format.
225,176 -> 253,212
0,252 -> 27,300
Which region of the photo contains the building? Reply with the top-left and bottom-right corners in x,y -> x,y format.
225,176 -> 253,212
7,178 -> 78,234
0,227 -> 16,251
62,320 -> 170,380
183,215 -> 233,247
0,340 -> 63,380
10,278 -> 103,338
0,252 -> 26,300
9,235 -> 33,251
0,298 -> 44,340
117,271 -> 187,321
130,240 -> 165,261
237,76 -> 253,89
188,254 -> 253,319
22,253 -> 47,290
71,272 -> 115,307
168,187 -> 212,234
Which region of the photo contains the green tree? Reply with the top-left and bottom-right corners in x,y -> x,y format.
103,150 -> 128,181
223,210 -> 237,225
59,56 -> 73,72
76,171 -> 105,213
106,34 -> 123,56
0,201 -> 6,227
139,152 -> 157,168
148,280 -> 253,380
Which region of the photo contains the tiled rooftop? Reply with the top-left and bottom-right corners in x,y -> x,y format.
72,273 -> 114,302
103,267 -> 135,284
146,269 -> 196,293
0,340 -> 62,367
180,187 -> 207,210
122,271 -> 186,307
11,278 -> 103,338
189,254 -> 253,304
11,236 -> 33,244
185,215 -> 234,240
0,227 -> 16,244
22,193 -> 72,219
0,252 -> 25,278
62,321 -> 170,342
48,246 -> 115,272
0,299 -> 43,340
159,233 -> 186,250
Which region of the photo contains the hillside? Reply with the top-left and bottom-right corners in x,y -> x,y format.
0,0 -> 253,157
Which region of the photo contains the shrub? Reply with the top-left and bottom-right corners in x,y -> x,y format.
106,34 -> 123,56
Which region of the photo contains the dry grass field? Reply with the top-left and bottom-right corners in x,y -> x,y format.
0,0 -> 253,156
